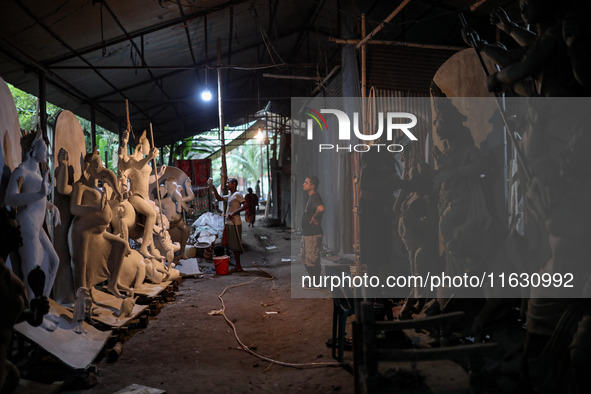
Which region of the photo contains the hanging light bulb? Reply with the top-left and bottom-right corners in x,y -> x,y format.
201,89 -> 212,101
255,128 -> 264,142
201,67 -> 212,101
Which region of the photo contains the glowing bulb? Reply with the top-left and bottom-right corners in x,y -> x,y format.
201,89 -> 212,101
255,129 -> 264,142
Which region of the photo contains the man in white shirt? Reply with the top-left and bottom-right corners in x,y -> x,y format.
209,178 -> 249,272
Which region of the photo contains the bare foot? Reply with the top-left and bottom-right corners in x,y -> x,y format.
139,247 -> 153,259
45,313 -> 60,324
73,321 -> 85,334
42,317 -> 58,332
106,284 -> 125,298
229,267 -> 244,274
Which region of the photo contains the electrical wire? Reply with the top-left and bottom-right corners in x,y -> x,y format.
212,219 -> 345,368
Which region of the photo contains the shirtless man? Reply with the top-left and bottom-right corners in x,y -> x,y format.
209,178 -> 249,272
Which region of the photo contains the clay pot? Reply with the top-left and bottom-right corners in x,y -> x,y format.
203,247 -> 214,260
195,242 -> 211,257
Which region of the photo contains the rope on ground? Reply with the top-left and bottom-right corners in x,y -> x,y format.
214,221 -> 343,369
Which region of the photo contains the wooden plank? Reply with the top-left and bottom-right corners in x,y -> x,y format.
90,288 -> 149,328
14,299 -> 110,370
175,257 -> 203,277
378,360 -> 470,393
133,281 -> 172,297
377,342 -> 498,361
375,311 -> 465,330
113,384 -> 166,394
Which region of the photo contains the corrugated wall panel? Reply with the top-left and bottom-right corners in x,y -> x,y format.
371,89 -> 431,165
367,45 -> 457,93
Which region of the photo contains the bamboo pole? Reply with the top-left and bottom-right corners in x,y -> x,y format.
356,0 -> 412,49
361,14 -> 366,102
149,123 -> 167,269
311,65 -> 340,95
217,37 -> 228,196
330,37 -> 465,52
126,99 -> 130,131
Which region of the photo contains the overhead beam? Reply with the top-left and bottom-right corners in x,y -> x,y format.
287,0 -> 327,62
102,0 -> 183,132
0,35 -> 118,122
49,62 -> 323,70
262,73 -> 321,81
176,0 -> 201,84
356,0 -> 413,49
13,0 -> 153,128
330,37 -> 465,51
97,96 -> 293,103
43,0 -> 251,66
206,119 -> 265,161
392,0 -> 446,42
469,0 -> 492,12
311,65 -> 340,95
83,27 -> 335,101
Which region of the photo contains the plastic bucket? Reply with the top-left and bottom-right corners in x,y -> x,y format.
213,256 -> 230,275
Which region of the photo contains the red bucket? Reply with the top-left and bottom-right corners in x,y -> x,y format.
213,256 -> 230,275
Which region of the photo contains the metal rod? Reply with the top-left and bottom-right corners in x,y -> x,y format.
49,62 -> 323,70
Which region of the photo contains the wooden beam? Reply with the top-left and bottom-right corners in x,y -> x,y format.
330,37 -> 465,51
377,343 -> 499,361
356,0 -> 413,49
311,65 -> 341,95
470,0 -> 492,12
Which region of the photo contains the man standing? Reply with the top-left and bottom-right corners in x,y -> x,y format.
244,187 -> 259,227
209,178 -> 249,273
301,176 -> 325,277
255,180 -> 261,201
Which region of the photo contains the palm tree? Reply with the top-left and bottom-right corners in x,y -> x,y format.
228,143 -> 263,183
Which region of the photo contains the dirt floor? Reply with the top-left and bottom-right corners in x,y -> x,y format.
58,218 -> 355,394
12,215 -> 528,394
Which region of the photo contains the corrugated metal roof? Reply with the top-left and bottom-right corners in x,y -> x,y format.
0,0 -> 520,144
